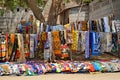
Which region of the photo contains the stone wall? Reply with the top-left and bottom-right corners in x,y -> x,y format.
69,5 -> 89,23
89,0 -> 120,20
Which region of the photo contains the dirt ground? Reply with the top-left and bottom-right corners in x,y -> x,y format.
0,73 -> 120,80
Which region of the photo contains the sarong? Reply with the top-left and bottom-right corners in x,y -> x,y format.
85,31 -> 90,59
71,30 -> 79,52
52,31 -> 61,55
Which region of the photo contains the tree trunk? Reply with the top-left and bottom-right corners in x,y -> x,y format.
25,0 -> 45,23
47,0 -> 62,25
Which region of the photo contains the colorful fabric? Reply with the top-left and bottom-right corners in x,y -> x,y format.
98,32 -> 103,54
71,30 -> 79,52
82,21 -> 87,31
91,32 -> 99,55
24,34 -> 30,58
106,33 -> 112,52
52,31 -> 61,55
30,34 -> 35,58
17,34 -> 26,62
0,34 -> 8,62
85,31 -> 90,59
111,33 -> 118,53
81,31 -> 86,52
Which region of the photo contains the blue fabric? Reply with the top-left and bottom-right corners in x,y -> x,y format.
85,31 -> 90,59
91,32 -> 99,55
52,25 -> 64,31
20,24 -> 23,33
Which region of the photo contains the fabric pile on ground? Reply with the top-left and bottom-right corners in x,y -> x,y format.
0,60 -> 120,76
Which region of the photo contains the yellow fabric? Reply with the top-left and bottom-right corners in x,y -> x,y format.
64,24 -> 70,29
71,30 -> 79,51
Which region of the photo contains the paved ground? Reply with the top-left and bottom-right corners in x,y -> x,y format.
0,73 -> 120,80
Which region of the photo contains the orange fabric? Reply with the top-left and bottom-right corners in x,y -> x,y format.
5,33 -> 9,60
9,34 -> 15,58
52,31 -> 61,55
71,23 -> 75,32
82,21 -> 87,31
0,52 -> 6,57
62,54 -> 69,58
24,34 -> 30,58
10,34 -> 15,44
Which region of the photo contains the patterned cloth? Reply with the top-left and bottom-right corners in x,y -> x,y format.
111,33 -> 118,53
8,34 -> 15,61
0,34 -> 8,61
24,34 -> 30,58
81,31 -> 86,52
91,32 -> 99,55
85,31 -> 90,59
30,34 -> 35,58
17,34 -> 26,62
98,32 -> 103,54
82,21 -> 87,31
44,32 -> 52,60
71,30 -> 79,52
52,31 -> 61,56
106,33 -> 112,52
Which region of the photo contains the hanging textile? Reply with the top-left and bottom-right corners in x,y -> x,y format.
34,34 -> 38,52
25,22 -> 31,34
60,31 -> 66,45
17,34 -> 26,62
52,25 -> 64,31
71,23 -> 75,32
101,33 -> 112,53
98,19 -> 103,32
103,17 -> 111,32
30,34 -> 35,58
82,21 -> 87,31
40,23 -> 44,34
64,24 -> 71,30
8,34 -> 15,61
111,33 -> 118,53
5,33 -> 9,61
85,31 -> 90,59
36,20 -> 40,34
101,33 -> 107,53
39,34 -> 44,53
0,34 -> 8,62
90,20 -> 97,32
96,20 -> 101,32
98,32 -> 103,54
71,30 -> 79,52
101,18 -> 105,32
24,34 -> 30,58
77,31 -> 82,51
60,31 -> 69,59
9,34 -> 19,62
111,20 -> 117,33
52,31 -> 61,56
44,32 -> 52,60
106,33 -> 112,52
64,24 -> 73,44
81,31 -> 86,52
77,21 -> 82,31
44,26 -> 52,60
91,32 -> 99,55
19,23 -> 24,33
